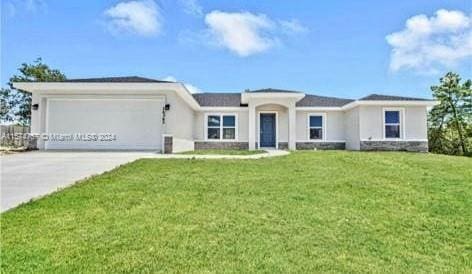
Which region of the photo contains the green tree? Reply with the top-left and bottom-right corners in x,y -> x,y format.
1,58 -> 66,125
0,88 -> 20,123
428,72 -> 472,155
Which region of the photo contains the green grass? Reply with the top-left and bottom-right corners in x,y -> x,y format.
178,149 -> 266,155
1,151 -> 471,273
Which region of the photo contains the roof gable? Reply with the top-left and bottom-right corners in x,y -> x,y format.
296,94 -> 353,107
248,88 -> 303,94
192,93 -> 242,107
359,94 -> 432,101
64,76 -> 171,83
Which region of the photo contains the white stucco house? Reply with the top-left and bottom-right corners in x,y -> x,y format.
14,76 -> 437,153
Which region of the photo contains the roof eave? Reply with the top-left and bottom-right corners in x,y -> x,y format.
342,100 -> 438,110
12,82 -> 201,110
241,92 -> 305,104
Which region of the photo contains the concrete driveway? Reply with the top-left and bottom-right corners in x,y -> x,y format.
1,151 -> 157,212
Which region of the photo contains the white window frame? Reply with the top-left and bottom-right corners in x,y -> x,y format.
307,113 -> 326,141
204,113 -> 238,141
382,108 -> 404,140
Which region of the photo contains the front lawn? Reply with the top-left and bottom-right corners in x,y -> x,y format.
178,149 -> 266,155
1,151 -> 471,273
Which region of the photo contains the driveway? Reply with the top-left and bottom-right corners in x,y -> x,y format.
1,151 -> 157,212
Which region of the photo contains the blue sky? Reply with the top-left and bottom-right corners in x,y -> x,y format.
1,0 -> 471,99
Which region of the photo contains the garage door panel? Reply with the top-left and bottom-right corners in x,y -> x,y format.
46,99 -> 163,150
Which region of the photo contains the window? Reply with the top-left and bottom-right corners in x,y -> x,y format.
206,114 -> 236,140
384,110 -> 401,138
207,115 -> 220,139
309,114 -> 324,140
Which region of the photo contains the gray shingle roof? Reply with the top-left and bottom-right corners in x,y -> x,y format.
296,94 -> 353,107
192,93 -> 243,107
248,88 -> 303,93
193,92 -> 354,107
64,76 -> 172,83
359,94 -> 432,101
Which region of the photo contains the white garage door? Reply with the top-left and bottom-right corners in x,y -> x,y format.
46,98 -> 164,150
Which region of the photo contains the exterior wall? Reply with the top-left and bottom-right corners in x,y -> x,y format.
359,106 -> 383,140
194,110 -> 249,141
248,97 -> 299,150
404,107 -> 428,139
296,110 -> 345,141
356,105 -> 429,152
358,106 -> 428,141
344,107 -> 360,150
172,137 -> 194,153
30,93 -> 48,149
164,90 -> 195,141
30,93 -> 40,134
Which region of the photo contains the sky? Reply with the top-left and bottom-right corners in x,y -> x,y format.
1,0 -> 471,99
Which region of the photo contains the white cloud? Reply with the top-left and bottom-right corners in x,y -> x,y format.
4,0 -> 46,17
203,11 -> 308,57
279,19 -> 308,34
24,0 -> 45,12
162,76 -> 177,82
162,76 -> 201,93
204,11 -> 275,57
386,9 -> 472,73
184,83 -> 201,93
179,0 -> 203,16
104,0 -> 162,36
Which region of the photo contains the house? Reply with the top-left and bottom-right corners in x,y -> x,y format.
13,76 -> 437,153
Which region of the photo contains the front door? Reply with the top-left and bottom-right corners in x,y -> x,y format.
260,113 -> 276,147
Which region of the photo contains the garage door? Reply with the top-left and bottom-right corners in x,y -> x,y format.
46,98 -> 163,150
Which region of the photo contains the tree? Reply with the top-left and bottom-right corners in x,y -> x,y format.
429,72 -> 472,155
0,88 -> 20,123
1,58 -> 66,125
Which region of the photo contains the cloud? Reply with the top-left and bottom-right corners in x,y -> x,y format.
162,76 -> 201,93
203,11 -> 308,57
4,0 -> 47,18
179,0 -> 203,16
279,19 -> 309,34
24,0 -> 45,12
386,9 -> 472,73
183,83 -> 201,93
162,76 -> 177,82
104,0 -> 162,36
204,11 -> 276,57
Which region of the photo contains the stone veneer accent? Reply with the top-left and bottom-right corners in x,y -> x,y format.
296,142 -> 346,150
278,142 -> 288,150
26,137 -> 38,150
360,141 -> 428,152
194,141 -> 249,150
163,136 -> 173,154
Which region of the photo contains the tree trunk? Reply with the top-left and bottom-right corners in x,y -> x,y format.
449,99 -> 467,154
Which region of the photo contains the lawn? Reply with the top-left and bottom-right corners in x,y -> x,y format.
1,151 -> 471,273
178,149 -> 266,155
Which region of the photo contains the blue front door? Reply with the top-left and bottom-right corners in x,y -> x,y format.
260,113 -> 276,147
